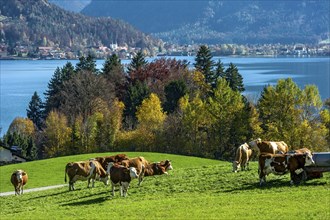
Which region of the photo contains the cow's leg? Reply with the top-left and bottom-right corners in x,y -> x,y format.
111,183 -> 115,196
122,182 -> 129,197
21,185 -> 23,195
120,184 -> 123,197
91,178 -> 95,188
259,172 -> 266,186
87,178 -> 91,188
138,173 -> 144,186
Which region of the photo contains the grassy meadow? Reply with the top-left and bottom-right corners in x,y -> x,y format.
0,152 -> 329,219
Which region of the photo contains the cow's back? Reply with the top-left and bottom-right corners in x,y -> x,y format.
257,141 -> 276,154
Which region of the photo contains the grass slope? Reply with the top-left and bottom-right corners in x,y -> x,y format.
0,152 -> 329,219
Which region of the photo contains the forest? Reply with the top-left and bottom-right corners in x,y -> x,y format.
1,45 -> 329,161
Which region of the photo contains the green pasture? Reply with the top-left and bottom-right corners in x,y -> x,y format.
0,152 -> 329,219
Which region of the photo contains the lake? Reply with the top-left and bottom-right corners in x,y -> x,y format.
1,57 -> 329,136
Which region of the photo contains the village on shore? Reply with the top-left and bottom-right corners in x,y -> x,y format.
1,40 -> 329,60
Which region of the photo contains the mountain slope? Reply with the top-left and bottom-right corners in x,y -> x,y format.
0,0 -> 161,50
82,0 -> 329,44
48,0 -> 91,12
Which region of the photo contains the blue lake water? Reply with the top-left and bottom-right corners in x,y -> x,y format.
0,57 -> 329,136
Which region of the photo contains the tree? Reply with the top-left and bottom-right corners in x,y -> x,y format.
7,117 -> 35,137
127,51 -> 147,77
43,62 -> 75,116
258,78 -> 301,141
207,78 -> 245,159
75,54 -> 98,73
163,80 -> 187,113
136,93 -> 166,132
257,78 -> 327,150
44,67 -> 63,115
123,81 -> 150,129
223,63 -> 245,93
44,111 -> 72,157
101,54 -> 127,100
27,91 -> 44,130
102,54 -> 122,75
135,93 -> 166,151
214,59 -> 225,82
194,45 -> 215,86
60,71 -> 115,123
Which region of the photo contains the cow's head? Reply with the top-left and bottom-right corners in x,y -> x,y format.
232,161 -> 240,173
304,153 -> 315,167
162,160 -> 173,171
129,167 -> 139,179
106,162 -> 114,175
248,138 -> 261,151
15,170 -> 24,183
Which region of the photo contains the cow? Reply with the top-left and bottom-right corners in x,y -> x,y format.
106,162 -> 139,197
11,170 -> 28,195
158,160 -> 173,172
258,152 -> 315,186
64,160 -> 109,191
288,147 -> 312,157
94,154 -> 129,170
120,156 -> 150,186
144,162 -> 169,176
232,143 -> 253,172
249,138 -> 289,154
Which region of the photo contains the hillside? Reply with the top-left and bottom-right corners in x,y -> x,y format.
48,0 -> 91,12
0,0 -> 162,51
82,0 -> 330,44
0,152 -> 329,219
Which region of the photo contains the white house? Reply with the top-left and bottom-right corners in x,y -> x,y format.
0,146 -> 27,165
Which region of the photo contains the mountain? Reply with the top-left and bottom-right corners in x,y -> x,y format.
48,0 -> 91,13
0,0 -> 162,52
82,0 -> 330,44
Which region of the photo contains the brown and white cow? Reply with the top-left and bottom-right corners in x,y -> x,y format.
94,154 -> 129,170
232,143 -> 253,172
158,160 -> 173,172
249,138 -> 289,154
144,162 -> 170,177
106,162 -> 139,197
64,160 -> 109,191
258,153 -> 315,186
11,170 -> 28,195
120,156 -> 150,186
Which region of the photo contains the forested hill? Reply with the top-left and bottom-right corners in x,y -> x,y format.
82,0 -> 329,44
0,0 -> 162,50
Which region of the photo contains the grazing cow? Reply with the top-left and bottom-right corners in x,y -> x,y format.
94,154 -> 129,170
144,163 -> 168,176
11,170 -> 28,195
106,162 -> 139,197
249,138 -> 289,154
65,160 -> 109,191
232,143 -> 253,172
258,153 -> 315,186
158,160 -> 173,172
120,156 -> 150,186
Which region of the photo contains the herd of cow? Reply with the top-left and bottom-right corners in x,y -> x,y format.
11,154 -> 173,197
232,138 -> 317,186
10,137 -> 320,196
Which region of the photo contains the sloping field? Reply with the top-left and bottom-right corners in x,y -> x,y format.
0,152 -> 329,219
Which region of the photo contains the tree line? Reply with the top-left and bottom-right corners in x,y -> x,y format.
1,45 -> 329,160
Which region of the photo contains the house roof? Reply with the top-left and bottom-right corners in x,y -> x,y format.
0,146 -> 28,161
